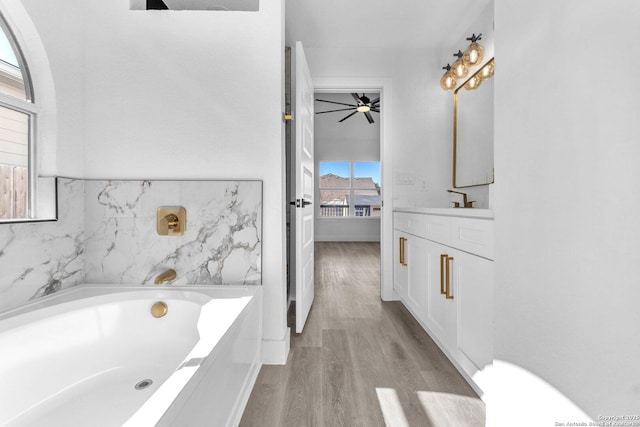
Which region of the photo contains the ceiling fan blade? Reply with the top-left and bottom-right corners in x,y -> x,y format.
339,111 -> 358,122
315,99 -> 356,108
316,107 -> 357,114
364,112 -> 375,124
370,97 -> 380,105
351,93 -> 362,104
370,108 -> 380,113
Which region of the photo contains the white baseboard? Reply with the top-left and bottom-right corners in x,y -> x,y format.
261,328 -> 290,365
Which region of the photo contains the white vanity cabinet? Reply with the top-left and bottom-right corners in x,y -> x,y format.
393,221 -> 426,321
452,247 -> 493,372
424,239 -> 458,351
393,208 -> 494,394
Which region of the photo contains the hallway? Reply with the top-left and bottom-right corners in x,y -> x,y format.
240,242 -> 485,426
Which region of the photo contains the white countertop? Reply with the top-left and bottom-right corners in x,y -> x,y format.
393,207 -> 494,219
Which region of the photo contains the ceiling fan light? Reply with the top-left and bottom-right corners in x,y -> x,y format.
357,105 -> 371,113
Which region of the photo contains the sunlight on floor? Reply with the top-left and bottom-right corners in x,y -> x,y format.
417,391 -> 485,426
375,388 -> 410,427
483,360 -> 592,426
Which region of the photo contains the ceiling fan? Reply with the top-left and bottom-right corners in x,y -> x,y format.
315,93 -> 380,124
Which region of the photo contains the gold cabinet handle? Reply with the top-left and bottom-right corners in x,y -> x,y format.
445,256 -> 454,299
440,254 -> 447,295
399,237 -> 407,266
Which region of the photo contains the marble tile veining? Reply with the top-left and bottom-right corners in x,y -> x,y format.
0,179 -> 85,312
0,178 -> 262,312
83,180 -> 262,286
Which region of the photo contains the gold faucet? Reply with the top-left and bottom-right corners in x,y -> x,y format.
447,189 -> 475,208
154,269 -> 176,285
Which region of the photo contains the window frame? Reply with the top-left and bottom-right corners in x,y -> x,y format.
0,11 -> 38,222
318,161 -> 381,219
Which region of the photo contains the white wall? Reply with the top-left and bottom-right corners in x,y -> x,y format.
314,92 -> 380,242
12,0 -> 83,177
16,0 -> 288,361
493,0 -> 640,418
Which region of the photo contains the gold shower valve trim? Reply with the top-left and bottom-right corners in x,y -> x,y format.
157,206 -> 186,236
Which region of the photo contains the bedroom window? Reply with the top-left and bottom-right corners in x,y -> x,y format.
0,13 -> 36,220
319,161 -> 381,218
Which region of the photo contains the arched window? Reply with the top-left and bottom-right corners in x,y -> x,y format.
0,13 -> 36,220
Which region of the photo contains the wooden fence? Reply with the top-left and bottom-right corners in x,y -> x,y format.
0,164 -> 27,219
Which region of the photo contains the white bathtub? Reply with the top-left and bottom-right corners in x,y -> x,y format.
0,284 -> 262,427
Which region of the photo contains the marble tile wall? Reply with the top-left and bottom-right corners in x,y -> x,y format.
0,178 -> 262,312
0,179 -> 85,312
83,180 -> 262,286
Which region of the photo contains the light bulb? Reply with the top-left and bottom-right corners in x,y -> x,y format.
463,41 -> 484,66
464,75 -> 482,91
440,72 -> 457,90
479,59 -> 494,80
357,105 -> 370,113
451,58 -> 468,79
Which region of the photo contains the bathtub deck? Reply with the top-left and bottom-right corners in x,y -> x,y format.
240,242 -> 485,427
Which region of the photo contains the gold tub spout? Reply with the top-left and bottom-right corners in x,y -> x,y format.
154,268 -> 176,285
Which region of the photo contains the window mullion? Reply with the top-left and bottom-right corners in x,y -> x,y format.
350,162 -> 354,217
0,92 -> 38,114
28,113 -> 36,217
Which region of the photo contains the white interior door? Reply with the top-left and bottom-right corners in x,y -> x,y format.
294,41 -> 315,333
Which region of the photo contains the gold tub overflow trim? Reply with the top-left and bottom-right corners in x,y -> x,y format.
151,301 -> 168,318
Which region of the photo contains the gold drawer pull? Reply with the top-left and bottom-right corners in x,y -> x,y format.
440,254 -> 447,295
445,256 -> 454,300
399,237 -> 407,266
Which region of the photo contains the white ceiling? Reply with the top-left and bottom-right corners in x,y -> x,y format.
285,0 -> 491,50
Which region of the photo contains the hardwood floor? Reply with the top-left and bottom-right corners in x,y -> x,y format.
239,242 -> 485,427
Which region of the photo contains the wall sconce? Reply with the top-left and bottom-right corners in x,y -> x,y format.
440,33 -> 493,92
440,64 -> 457,90
451,50 -> 468,79
463,33 -> 484,66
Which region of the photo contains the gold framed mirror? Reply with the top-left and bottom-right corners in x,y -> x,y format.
453,58 -> 495,188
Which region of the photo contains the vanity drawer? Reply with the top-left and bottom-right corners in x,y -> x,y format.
394,212 -> 426,237
450,217 -> 494,260
423,215 -> 452,246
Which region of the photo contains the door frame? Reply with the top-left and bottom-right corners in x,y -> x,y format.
314,77 -> 395,301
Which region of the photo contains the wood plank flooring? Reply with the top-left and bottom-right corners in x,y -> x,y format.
240,242 -> 485,427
